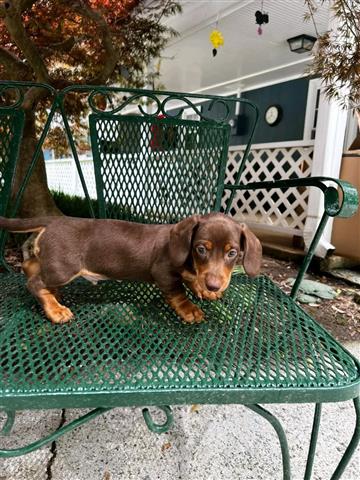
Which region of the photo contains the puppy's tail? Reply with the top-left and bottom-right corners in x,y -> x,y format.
0,216 -> 50,233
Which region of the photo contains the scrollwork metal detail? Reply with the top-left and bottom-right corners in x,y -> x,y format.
0,81 -> 56,110
67,86 -> 259,124
0,85 -> 24,109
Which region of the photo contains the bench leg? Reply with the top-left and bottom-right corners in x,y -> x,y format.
0,407 -> 111,458
0,410 -> 16,436
304,403 -> 322,480
246,404 -> 291,480
142,405 -> 173,434
330,397 -> 360,480
304,398 -> 359,480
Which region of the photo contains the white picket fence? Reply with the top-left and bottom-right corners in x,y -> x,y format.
46,154 -> 97,199
45,140 -> 314,235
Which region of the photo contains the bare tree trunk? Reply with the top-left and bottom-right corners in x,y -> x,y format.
11,110 -> 61,218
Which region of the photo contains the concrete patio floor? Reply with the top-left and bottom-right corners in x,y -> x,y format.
0,342 -> 359,480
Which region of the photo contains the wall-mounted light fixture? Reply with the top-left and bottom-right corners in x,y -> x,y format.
287,34 -> 317,53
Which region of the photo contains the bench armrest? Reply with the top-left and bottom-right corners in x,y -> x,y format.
223,176 -> 359,299
223,176 -> 358,218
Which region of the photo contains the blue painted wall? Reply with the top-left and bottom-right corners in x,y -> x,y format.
231,77 -> 309,146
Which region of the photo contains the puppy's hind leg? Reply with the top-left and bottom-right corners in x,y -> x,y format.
28,275 -> 74,324
24,259 -> 73,324
22,257 -> 61,302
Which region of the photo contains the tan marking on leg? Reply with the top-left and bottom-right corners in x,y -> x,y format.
167,293 -> 204,324
38,288 -> 74,324
23,258 -> 62,301
33,228 -> 45,256
22,257 -> 41,278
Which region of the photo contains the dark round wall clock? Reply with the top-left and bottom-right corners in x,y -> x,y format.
264,105 -> 282,126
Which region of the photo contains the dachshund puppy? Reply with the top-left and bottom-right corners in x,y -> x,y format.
0,213 -> 262,324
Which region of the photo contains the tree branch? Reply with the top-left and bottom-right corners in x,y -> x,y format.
3,1 -> 49,83
65,0 -> 122,84
0,46 -> 31,79
63,0 -> 139,85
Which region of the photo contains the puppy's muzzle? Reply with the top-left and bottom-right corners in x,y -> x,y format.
204,274 -> 222,292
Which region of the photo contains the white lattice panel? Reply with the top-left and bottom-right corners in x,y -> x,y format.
46,157 -> 97,199
47,144 -> 314,235
222,144 -> 314,233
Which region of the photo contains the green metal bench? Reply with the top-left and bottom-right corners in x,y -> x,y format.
0,82 -> 359,479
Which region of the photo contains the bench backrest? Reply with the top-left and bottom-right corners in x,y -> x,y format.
0,109 -> 24,215
0,85 -> 259,270
0,109 -> 25,268
89,113 -> 230,223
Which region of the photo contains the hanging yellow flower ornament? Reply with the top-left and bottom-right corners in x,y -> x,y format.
210,29 -> 224,57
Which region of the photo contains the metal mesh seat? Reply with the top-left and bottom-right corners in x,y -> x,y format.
0,272 -> 358,410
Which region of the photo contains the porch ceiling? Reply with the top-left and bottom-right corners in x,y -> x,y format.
161,0 -> 330,94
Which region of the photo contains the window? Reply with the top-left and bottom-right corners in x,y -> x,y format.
303,78 -> 321,141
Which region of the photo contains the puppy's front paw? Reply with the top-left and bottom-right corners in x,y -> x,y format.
180,302 -> 204,324
45,305 -> 74,324
167,294 -> 205,324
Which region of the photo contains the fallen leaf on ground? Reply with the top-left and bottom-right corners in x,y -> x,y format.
161,442 -> 172,452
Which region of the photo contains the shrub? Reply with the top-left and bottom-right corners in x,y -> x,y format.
51,191 -> 98,218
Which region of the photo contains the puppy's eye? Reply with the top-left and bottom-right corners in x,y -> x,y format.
196,245 -> 207,256
227,249 -> 238,258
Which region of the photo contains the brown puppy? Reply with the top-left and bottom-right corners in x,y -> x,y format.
0,213 -> 262,324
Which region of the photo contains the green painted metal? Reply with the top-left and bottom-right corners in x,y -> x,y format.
224,177 -> 359,298
58,84 -> 259,123
89,113 -> 230,221
224,177 -> 359,218
246,404 -> 291,480
0,108 -> 25,270
0,407 -> 111,458
10,99 -> 57,219
330,397 -> 360,480
0,274 -> 359,410
57,100 -> 96,218
0,81 -> 56,271
142,405 -> 173,434
0,410 -> 15,436
291,213 -> 329,299
304,403 -> 322,480
58,85 -> 258,218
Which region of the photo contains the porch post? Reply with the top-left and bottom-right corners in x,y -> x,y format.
303,91 -> 347,257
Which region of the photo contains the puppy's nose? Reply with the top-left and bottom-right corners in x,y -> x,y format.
205,279 -> 221,292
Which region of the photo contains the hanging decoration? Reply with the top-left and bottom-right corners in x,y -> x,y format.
210,15 -> 224,57
255,0 -> 269,35
210,29 -> 224,56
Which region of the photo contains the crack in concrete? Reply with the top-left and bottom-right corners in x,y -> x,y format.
46,409 -> 66,480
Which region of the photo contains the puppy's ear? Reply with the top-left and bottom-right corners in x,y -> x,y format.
238,223 -> 262,277
169,215 -> 200,268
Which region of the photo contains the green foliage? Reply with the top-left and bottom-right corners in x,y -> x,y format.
0,1 -> 182,153
51,191 -> 98,218
51,191 -> 139,221
304,0 -> 360,111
